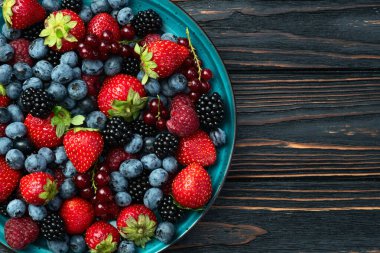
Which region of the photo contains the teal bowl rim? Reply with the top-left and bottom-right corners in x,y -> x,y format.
0,0 -> 236,252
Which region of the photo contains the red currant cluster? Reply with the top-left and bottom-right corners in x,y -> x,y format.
74,166 -> 118,220
177,38 -> 214,102
143,98 -> 169,131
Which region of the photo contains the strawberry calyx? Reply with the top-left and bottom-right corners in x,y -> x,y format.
108,88 -> 148,122
134,44 -> 159,84
38,178 -> 58,204
51,106 -> 85,138
120,214 -> 156,248
72,127 -> 99,133
40,11 -> 78,50
2,0 -> 16,27
0,84 -> 6,96
90,234 -> 117,253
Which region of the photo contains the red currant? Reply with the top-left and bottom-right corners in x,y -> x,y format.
188,79 -> 202,93
84,34 -> 99,49
120,45 -> 132,58
110,42 -> 121,54
102,30 -> 114,42
156,119 -> 167,131
78,42 -> 86,50
79,47 -> 93,59
143,112 -> 157,126
107,202 -> 119,219
161,108 -> 169,120
98,165 -> 110,174
201,81 -> 211,93
99,41 -> 111,54
185,67 -> 198,80
178,38 -> 189,48
149,99 -> 163,115
183,57 -> 195,68
74,174 -> 91,189
95,171 -> 110,187
189,92 -> 201,102
120,24 -> 136,40
96,187 -> 113,203
201,68 -> 213,81
80,188 -> 95,200
95,203 -> 109,217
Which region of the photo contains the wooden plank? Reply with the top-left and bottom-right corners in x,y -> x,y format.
174,0 -> 380,70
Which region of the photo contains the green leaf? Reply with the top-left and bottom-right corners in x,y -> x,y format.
56,124 -> 65,138
134,43 -> 142,55
142,74 -> 149,85
71,115 -> 85,126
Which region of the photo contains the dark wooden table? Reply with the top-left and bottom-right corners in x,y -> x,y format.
2,1 -> 380,253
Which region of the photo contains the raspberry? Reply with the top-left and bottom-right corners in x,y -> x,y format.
167,105 -> 200,137
82,75 -> 101,97
105,148 -> 137,172
9,39 -> 34,66
170,93 -> 194,110
5,217 -> 39,250
140,33 -> 161,47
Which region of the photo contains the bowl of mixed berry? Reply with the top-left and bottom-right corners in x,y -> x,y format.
0,0 -> 236,252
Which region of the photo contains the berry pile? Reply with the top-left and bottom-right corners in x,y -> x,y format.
0,0 -> 228,252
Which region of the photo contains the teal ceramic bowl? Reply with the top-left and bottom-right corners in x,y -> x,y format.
0,0 -> 236,252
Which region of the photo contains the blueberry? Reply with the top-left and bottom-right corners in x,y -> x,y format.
6,199 -> 26,218
0,64 -> 13,85
6,82 -> 22,99
13,138 -> 35,155
115,191 -> 132,207
210,128 -> 226,147
119,159 -> 143,178
91,0 -> 111,14
5,122 -> 27,139
2,24 -> 20,40
143,137 -> 155,153
60,51 -> 78,67
47,235 -> 70,253
67,80 -> 87,101
162,156 -> 178,174
60,97 -> 76,110
7,104 -> 24,122
117,241 -> 136,253
22,77 -> 43,90
0,108 -> 11,124
161,80 -> 176,97
47,196 -> 62,211
137,71 -> 145,82
82,60 -> 103,75
5,149 -> 25,170
110,171 -> 128,192
29,38 -> 48,59
149,168 -> 168,187
0,137 -> 12,155
77,96 -> 96,113
63,161 -> 77,178
143,187 -> 163,210
161,33 -> 178,43
38,147 -> 54,163
141,154 -> 162,170
0,44 -> 14,62
158,94 -> 169,107
117,7 -> 134,26
47,82 -> 67,101
70,107 -> 86,117
108,0 -> 128,9
111,10 -> 119,19
60,178 -> 76,199
104,56 -> 123,76
72,67 -> 82,79
155,222 -> 175,244
51,64 -> 74,84
70,235 -> 87,253
55,146 -> 67,164
25,154 -> 47,173
42,0 -> 60,12
13,62 -> 33,81
86,111 -> 107,130
33,60 -> 53,81
28,205 -> 47,221
124,134 -> 143,154
0,34 -> 6,46
168,73 -> 187,92
79,6 -> 93,23
144,79 -> 160,96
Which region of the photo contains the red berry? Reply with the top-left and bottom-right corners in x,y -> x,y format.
107,202 -> 119,219
84,34 -> 99,49
95,171 -> 110,187
120,25 -> 136,40
156,119 -> 167,131
120,45 -> 132,58
78,42 -> 86,50
101,30 -> 114,42
98,165 -> 110,174
143,112 -> 157,126
201,81 -> 211,93
201,68 -> 213,81
105,148 -> 136,172
149,99 -> 163,115
178,38 -> 189,48
95,203 -> 108,217
80,188 -> 95,200
161,108 -> 169,119
188,79 -> 202,93
79,47 -> 93,59
189,92 -> 201,102
74,173 -> 91,189
99,41 -> 111,55
110,42 -> 121,54
185,67 -> 198,80
96,187 -> 113,203
183,57 -> 195,68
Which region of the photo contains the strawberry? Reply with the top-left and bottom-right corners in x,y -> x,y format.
170,93 -> 194,110
2,0 -> 46,30
5,217 -> 39,250
20,172 -> 58,205
98,74 -> 147,121
24,106 -> 75,149
60,197 -> 95,235
40,9 -> 85,52
172,163 -> 212,209
117,204 -> 157,248
85,221 -> 120,253
0,124 -> 6,137
177,130 -> 217,166
136,40 -> 190,83
105,147 -> 137,172
8,39 -> 34,66
167,105 -> 199,137
88,13 -> 121,41
0,84 -> 10,107
0,156 -> 21,202
63,128 -> 104,173
139,34 -> 161,47
82,74 -> 101,97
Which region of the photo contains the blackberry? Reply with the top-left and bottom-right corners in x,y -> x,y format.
153,133 -> 178,159
20,88 -> 55,119
128,170 -> 150,203
131,120 -> 156,138
61,0 -> 82,13
196,92 -> 225,132
40,213 -> 65,241
22,22 -> 44,41
158,195 -> 184,224
0,202 -> 8,217
123,57 -> 140,76
131,9 -> 162,37
46,50 -> 62,66
103,117 -> 133,147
